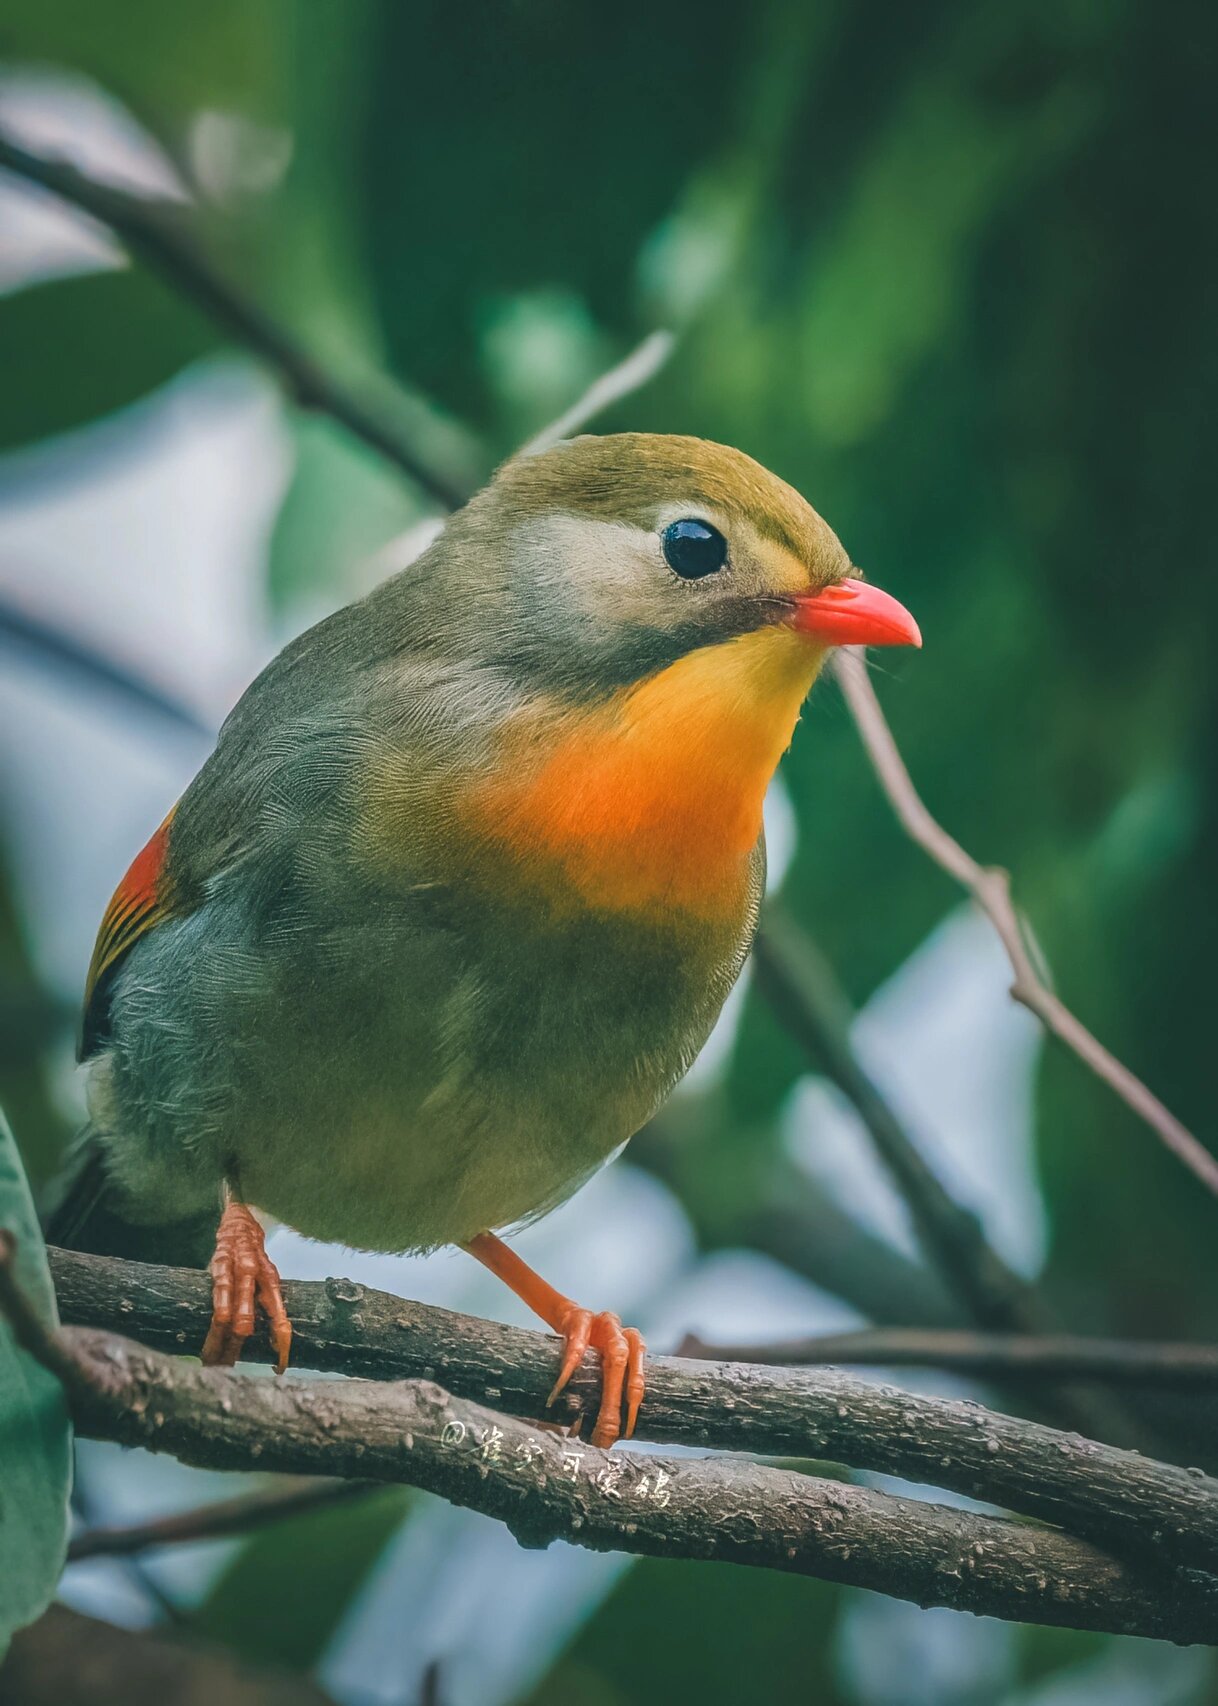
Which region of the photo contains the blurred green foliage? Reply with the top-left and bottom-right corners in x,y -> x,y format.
192,1486 -> 411,1670
1,0 -> 1216,1698
0,1112 -> 72,1657
526,1556 -> 842,1706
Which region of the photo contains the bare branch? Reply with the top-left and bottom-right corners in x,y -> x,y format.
67,1477 -> 377,1562
832,647 -> 1218,1199
752,921 -> 1041,1333
636,1110 -> 963,1329
750,919 -> 1131,1446
0,137 -> 674,509
676,1324 -> 1218,1387
0,133 -> 474,509
7,1239 -> 1216,1637
55,1323 -> 1218,1643
517,330 -> 677,456
0,596 -> 212,738
46,1248 -> 1218,1582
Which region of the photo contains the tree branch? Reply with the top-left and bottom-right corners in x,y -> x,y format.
0,136 -> 674,510
753,921 -> 1041,1334
46,1248 -> 1218,1582
676,1324 -> 1218,1387
751,917 -> 1133,1447
0,596 -> 212,737
635,1109 -> 963,1330
0,133 -> 471,509
517,330 -> 676,455
50,1322 -> 1218,1644
832,647 -> 1218,1198
66,1477 -> 377,1562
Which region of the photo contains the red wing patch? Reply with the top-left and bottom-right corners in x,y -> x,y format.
81,807 -> 178,1056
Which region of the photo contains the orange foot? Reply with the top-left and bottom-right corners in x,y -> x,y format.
200,1201 -> 292,1374
465,1231 -> 646,1449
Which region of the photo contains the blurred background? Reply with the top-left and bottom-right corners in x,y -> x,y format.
1,1 -> 1215,1700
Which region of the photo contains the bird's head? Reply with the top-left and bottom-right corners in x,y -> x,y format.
450,432 -> 919,696
385,434 -> 920,919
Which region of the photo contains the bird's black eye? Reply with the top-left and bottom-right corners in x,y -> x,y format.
662,518 -> 727,580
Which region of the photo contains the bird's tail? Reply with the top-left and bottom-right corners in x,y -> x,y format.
42,1127 -> 216,1268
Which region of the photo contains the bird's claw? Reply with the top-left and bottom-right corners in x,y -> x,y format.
201,1201 -> 292,1374
548,1307 -> 646,1449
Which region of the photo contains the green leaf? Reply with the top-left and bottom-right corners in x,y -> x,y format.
0,268 -> 216,454
266,416 -> 422,613
525,1556 -> 841,1706
193,1484 -> 411,1671
0,0 -> 288,136
0,1108 -> 73,1657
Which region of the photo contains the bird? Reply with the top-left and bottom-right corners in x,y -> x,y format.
51,433 -> 920,1449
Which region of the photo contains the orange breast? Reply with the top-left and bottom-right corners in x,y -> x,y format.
459,627 -> 824,918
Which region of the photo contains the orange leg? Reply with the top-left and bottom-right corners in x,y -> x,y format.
465,1231 -> 645,1449
200,1199 -> 292,1374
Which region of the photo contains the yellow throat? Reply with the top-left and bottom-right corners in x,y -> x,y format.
462,625 -> 824,918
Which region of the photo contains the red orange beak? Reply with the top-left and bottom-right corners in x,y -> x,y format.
789,577 -> 921,649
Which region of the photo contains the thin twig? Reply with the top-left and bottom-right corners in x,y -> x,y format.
362,329 -> 675,580
49,1323 -> 1218,1643
750,919 -> 1134,1447
0,133 -> 472,509
0,595 -> 211,737
68,1477 -> 187,1624
517,330 -> 676,456
635,1109 -> 963,1329
833,647 -> 1218,1198
67,1477 -> 378,1562
0,136 -> 675,507
676,1324 -> 1218,1386
46,1248 -> 1218,1581
753,919 -> 1041,1333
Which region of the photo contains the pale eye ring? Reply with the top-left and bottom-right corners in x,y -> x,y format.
662,518 -> 727,579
